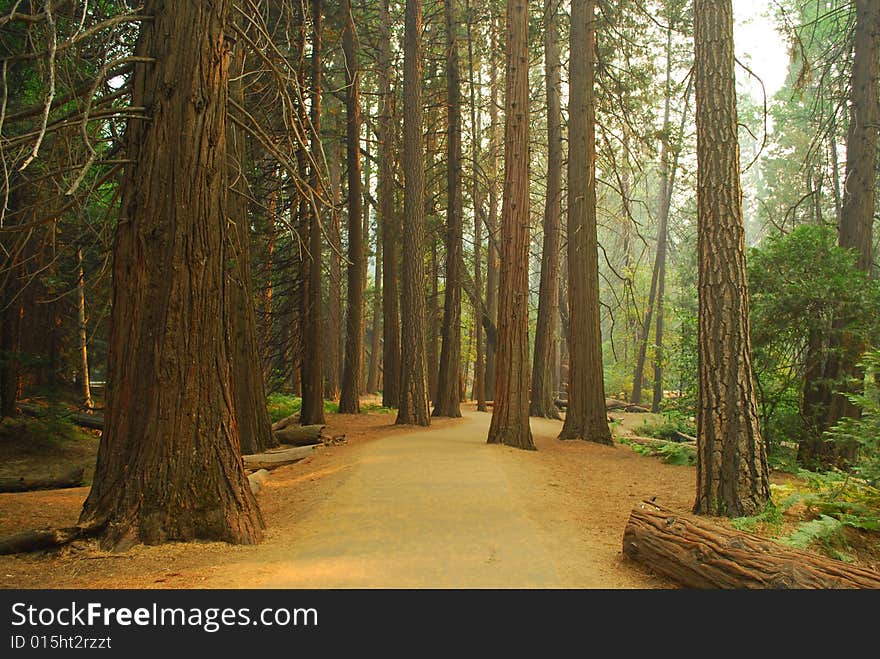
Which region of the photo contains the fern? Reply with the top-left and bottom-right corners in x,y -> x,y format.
780,515 -> 844,549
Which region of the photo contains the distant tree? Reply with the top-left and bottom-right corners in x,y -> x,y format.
530,0 -> 563,420
339,0 -> 365,414
434,0 -> 464,418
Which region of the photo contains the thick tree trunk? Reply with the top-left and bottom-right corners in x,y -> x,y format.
379,0 -> 400,409
339,0 -> 364,414
228,34 -> 276,456
487,0 -> 534,451
693,0 -> 769,517
396,0 -> 431,426
300,0 -> 326,426
623,501 -> 880,589
80,1 -> 264,550
434,0 -> 464,418
530,0 -> 563,420
559,0 -> 611,445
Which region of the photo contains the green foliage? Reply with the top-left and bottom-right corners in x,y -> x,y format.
618,436 -> 696,467
0,408 -> 92,445
780,515 -> 847,558
361,402 -> 395,414
823,349 -> 880,487
731,500 -> 784,534
747,225 -> 880,448
636,411 -> 695,441
267,393 -> 363,422
266,393 -> 301,423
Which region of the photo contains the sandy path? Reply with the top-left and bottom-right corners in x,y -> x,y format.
193,409 -> 677,589
0,406 -> 690,589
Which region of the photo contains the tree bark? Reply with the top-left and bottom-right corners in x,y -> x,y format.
228,30 -> 276,456
815,0 -> 880,452
325,142 -> 343,401
484,13 -> 500,401
434,0 -> 464,418
396,0 -> 431,426
79,0 -> 264,549
559,0 -> 611,445
338,0 -> 364,414
75,248 -> 92,410
693,0 -> 769,517
300,0 -> 326,426
379,0 -> 400,409
486,0 -> 534,451
530,0 -> 563,420
466,0 -> 486,412
623,500 -> 880,589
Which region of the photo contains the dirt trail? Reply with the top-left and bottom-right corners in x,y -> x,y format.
1,406 -> 692,589
213,410 -> 672,588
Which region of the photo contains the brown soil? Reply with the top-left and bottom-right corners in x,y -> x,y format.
0,403 -> 876,588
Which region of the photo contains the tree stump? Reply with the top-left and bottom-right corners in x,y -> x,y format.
623,500 -> 880,589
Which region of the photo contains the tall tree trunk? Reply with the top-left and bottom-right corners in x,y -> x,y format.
367,239 -> 382,394
80,1 -> 263,549
379,0 -> 400,408
484,12 -> 500,401
361,109 -> 372,396
326,143 -> 343,401
434,0 -> 464,418
76,248 -> 92,410
559,0 -> 611,445
227,28 -> 277,455
300,0 -> 326,426
530,0 -> 562,420
339,0 -> 364,414
261,173 -> 278,382
466,0 -> 486,412
800,0 -> 879,465
693,0 -> 769,517
396,0 -> 431,426
825,0 -> 879,424
428,237 -> 440,403
487,0 -> 534,451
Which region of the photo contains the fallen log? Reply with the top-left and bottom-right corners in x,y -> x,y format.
623,500 -> 880,589
606,398 -> 650,413
0,467 -> 85,493
70,413 -> 103,430
0,526 -> 94,555
17,403 -> 104,430
242,445 -> 316,471
271,413 -> 301,433
273,424 -> 325,447
553,399 -> 568,410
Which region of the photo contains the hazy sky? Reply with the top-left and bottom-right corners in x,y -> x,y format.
733,0 -> 791,98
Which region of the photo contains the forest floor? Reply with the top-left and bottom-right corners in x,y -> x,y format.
0,402 -> 876,588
